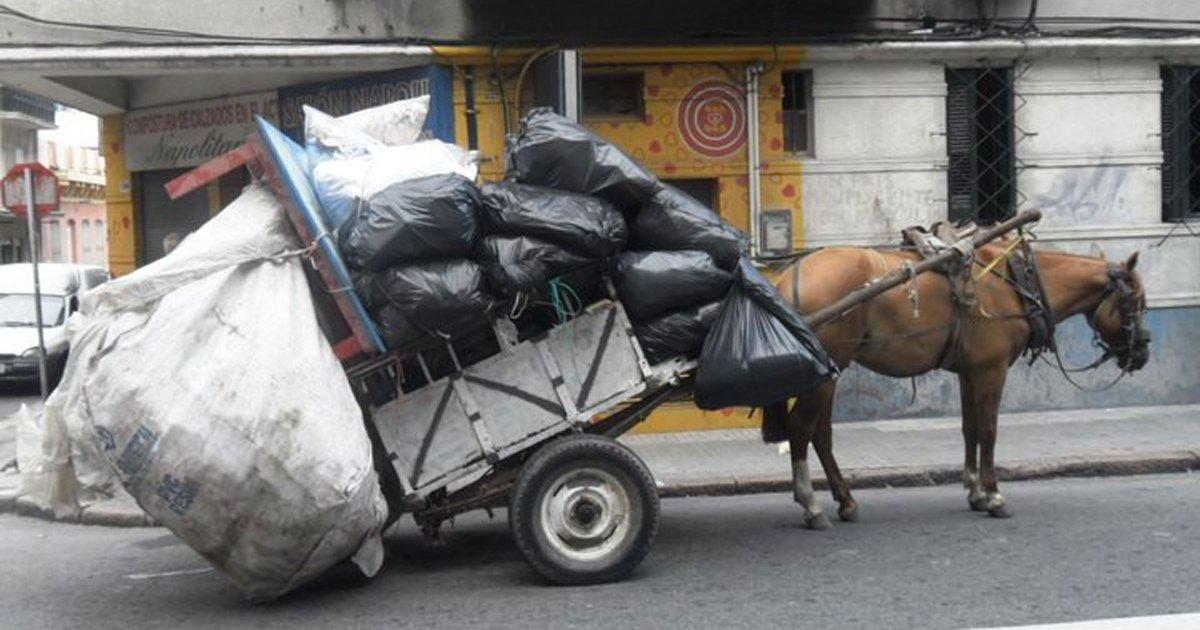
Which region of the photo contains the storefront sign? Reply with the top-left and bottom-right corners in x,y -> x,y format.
277,66 -> 454,143
124,92 -> 279,172
678,80 -> 746,158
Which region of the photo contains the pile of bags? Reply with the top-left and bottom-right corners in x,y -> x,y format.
309,101 -> 834,405
507,108 -> 835,407
309,101 -> 628,352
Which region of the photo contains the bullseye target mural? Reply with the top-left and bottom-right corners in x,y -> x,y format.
677,80 -> 746,158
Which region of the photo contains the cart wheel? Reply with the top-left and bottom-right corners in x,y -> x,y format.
509,434 -> 659,585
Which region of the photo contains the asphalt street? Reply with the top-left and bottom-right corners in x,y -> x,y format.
1,473 -> 1197,629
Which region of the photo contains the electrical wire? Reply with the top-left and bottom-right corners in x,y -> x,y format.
513,44 -> 561,123
1021,0 -> 1039,33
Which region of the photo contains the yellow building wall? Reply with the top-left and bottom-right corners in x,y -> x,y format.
447,48 -> 808,432
101,114 -> 136,277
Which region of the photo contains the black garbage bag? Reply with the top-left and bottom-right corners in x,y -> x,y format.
475,235 -> 595,296
507,108 -> 662,209
694,257 -> 836,409
339,173 -> 480,271
479,181 -> 628,258
371,303 -> 426,349
633,185 -> 747,269
357,260 -> 495,333
614,250 -> 733,322
633,301 -> 721,365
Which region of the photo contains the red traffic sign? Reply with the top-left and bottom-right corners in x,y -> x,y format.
2,162 -> 60,217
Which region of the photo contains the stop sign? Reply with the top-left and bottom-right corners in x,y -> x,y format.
2,162 -> 60,217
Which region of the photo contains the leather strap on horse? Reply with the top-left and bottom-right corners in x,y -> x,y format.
1005,238 -> 1057,362
900,223 -> 975,370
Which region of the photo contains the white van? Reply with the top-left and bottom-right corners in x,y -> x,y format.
0,263 -> 109,386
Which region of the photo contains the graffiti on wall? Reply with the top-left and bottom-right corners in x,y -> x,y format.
1032,165 -> 1130,224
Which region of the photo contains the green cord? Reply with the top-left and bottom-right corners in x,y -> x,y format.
548,277 -> 582,325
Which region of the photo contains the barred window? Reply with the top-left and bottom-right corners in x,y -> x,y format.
1161,66 -> 1200,222
582,72 -> 644,120
945,67 -> 1016,225
782,71 -> 812,154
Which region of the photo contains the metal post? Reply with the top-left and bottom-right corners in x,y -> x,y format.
24,169 -> 48,399
745,61 -> 765,259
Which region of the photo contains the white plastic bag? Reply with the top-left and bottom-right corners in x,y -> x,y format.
313,140 -> 479,229
45,181 -> 387,600
303,95 -> 430,164
336,94 -> 430,146
303,105 -> 383,165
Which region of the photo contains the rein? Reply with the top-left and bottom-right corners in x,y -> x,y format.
999,253 -> 1143,392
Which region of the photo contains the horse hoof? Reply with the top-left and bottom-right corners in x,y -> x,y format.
987,504 -> 1013,519
968,495 -> 989,512
805,512 -> 832,530
838,504 -> 859,522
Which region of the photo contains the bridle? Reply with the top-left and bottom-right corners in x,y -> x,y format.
1083,263 -> 1149,373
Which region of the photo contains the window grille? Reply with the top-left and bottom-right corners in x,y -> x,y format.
582,72 -> 645,120
1162,66 -> 1200,222
945,67 -> 1017,225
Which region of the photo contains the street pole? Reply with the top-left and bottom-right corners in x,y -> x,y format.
24,169 -> 48,400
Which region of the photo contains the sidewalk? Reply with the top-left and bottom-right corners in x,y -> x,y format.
2,404 -> 1198,526
624,403 -> 1200,497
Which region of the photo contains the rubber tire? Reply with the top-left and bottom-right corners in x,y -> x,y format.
509,434 -> 659,585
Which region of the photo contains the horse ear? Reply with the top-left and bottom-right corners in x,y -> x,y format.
1125,251 -> 1140,271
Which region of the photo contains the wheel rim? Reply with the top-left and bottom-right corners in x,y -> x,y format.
537,466 -> 633,564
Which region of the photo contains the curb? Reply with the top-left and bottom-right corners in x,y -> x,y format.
656,450 -> 1200,498
2,493 -> 158,527
3,451 -> 1198,527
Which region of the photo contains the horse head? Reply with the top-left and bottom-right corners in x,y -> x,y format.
1088,252 -> 1150,372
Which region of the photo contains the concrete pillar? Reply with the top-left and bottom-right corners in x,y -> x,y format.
101,114 -> 135,276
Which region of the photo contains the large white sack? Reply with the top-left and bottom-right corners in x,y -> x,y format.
44,181 -> 387,600
312,140 -> 479,229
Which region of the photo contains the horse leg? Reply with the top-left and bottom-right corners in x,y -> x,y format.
808,384 -> 858,522
966,365 -> 1011,518
959,375 -> 987,512
787,396 -> 831,530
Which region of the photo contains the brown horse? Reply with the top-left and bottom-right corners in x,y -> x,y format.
766,242 -> 1149,529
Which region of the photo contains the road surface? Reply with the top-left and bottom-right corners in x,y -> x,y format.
2,473 -> 1198,629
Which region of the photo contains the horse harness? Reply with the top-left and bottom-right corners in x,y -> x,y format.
1087,262 -> 1149,369
901,224 -> 1056,368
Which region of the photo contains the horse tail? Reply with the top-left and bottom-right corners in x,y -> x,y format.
761,399 -> 791,443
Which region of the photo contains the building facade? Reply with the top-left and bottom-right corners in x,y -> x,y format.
439,43 -> 1200,427
3,1 -> 1198,429
36,138 -> 107,267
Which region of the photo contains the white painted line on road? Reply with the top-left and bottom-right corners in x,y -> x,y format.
126,567 -> 213,580
979,612 -> 1200,629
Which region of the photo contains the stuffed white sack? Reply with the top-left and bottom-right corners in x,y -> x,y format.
43,181 -> 387,601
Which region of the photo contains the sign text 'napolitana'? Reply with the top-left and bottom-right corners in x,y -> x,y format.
123,92 -> 279,171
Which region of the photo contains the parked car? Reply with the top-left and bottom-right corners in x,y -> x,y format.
0,263 -> 110,388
